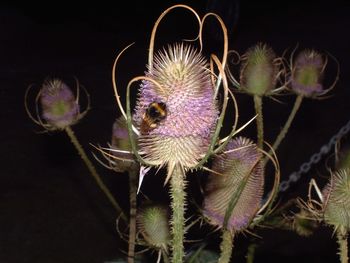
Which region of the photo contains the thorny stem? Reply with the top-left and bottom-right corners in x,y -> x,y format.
128,166 -> 139,263
271,95 -> 303,154
170,164 -> 186,263
253,95 -> 264,149
64,126 -> 127,222
218,230 -> 234,263
336,226 -> 349,263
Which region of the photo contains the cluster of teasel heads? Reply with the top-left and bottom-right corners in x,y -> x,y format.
24,4 -> 341,263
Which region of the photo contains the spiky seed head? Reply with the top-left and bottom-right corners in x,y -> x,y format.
40,78 -> 80,129
137,204 -> 170,250
322,169 -> 350,230
133,43 -> 219,169
240,42 -> 279,96
203,137 -> 264,232
290,49 -> 325,97
111,116 -> 135,172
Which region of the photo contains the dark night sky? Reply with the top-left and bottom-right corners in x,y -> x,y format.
1,1 -> 350,262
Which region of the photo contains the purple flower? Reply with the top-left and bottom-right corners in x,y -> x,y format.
239,43 -> 280,96
133,43 -> 219,169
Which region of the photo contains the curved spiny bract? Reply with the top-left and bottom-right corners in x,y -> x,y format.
203,136 -> 264,233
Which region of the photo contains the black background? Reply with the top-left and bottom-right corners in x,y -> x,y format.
1,0 -> 350,262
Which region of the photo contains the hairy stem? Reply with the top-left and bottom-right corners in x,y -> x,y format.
64,126 -> 126,222
128,166 -> 138,263
272,95 -> 303,153
336,226 -> 348,263
170,164 -> 186,263
253,95 -> 264,149
218,230 -> 234,263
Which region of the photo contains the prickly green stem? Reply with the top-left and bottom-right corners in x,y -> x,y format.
253,95 -> 264,149
218,230 -> 234,263
170,164 -> 186,263
128,166 -> 138,263
336,226 -> 348,263
271,95 -> 303,154
64,126 -> 127,222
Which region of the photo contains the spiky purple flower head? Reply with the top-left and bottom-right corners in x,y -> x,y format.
137,204 -> 170,250
203,137 -> 264,232
290,50 -> 325,97
133,43 -> 219,169
40,78 -> 80,129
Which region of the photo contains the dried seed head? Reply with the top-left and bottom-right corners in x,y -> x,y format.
110,116 -> 135,172
40,78 -> 80,129
137,204 -> 170,250
203,137 -> 264,232
133,43 -> 219,169
322,169 -> 350,230
290,50 -> 325,97
240,43 -> 279,96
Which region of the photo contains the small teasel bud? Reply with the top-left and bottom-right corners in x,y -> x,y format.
137,204 -> 170,250
110,116 -> 135,172
322,168 -> 350,230
40,78 -> 80,129
240,42 -> 280,96
203,137 -> 264,232
290,49 -> 325,97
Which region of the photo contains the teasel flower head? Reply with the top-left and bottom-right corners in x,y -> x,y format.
25,78 -> 89,131
322,169 -> 350,230
239,42 -> 281,97
289,49 -> 327,98
40,78 -> 80,129
133,43 -> 219,170
110,116 -> 136,172
137,204 -> 171,251
203,136 -> 264,233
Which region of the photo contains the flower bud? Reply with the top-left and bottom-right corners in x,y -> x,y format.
40,78 -> 80,129
290,50 -> 325,97
240,43 -> 279,96
137,204 -> 170,250
203,137 -> 264,232
322,169 -> 350,230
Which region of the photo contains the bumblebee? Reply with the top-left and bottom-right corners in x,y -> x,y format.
140,102 -> 167,134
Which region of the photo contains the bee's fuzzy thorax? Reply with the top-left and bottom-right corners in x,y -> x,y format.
133,43 -> 219,168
